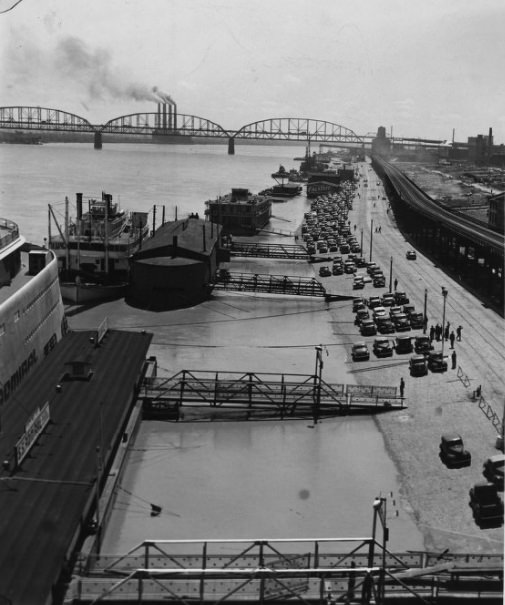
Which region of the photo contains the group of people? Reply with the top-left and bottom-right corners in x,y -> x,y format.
428,322 -> 462,347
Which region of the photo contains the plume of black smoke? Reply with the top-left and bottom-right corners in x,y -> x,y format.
55,36 -> 169,103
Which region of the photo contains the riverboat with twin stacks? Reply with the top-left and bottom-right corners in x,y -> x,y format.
0,217 -> 66,405
259,165 -> 303,200
205,188 -> 272,235
48,192 -> 150,303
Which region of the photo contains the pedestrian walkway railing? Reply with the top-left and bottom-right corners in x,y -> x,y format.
457,366 -> 503,434
140,370 -> 402,421
213,271 -> 327,297
70,539 -> 504,604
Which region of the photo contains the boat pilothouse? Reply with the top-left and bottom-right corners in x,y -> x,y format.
48,192 -> 150,284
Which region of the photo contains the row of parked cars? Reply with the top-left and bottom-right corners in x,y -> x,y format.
439,434 -> 504,527
353,293 -> 425,335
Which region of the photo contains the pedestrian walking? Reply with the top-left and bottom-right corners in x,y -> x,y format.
456,325 -> 462,341
394,278 -> 398,291
399,377 -> 405,398
444,325 -> 450,341
378,225 -> 382,233
451,350 -> 457,369
449,331 -> 455,349
435,323 -> 441,341
429,325 -> 435,342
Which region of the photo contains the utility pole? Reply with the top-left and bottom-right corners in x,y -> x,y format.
441,287 -> 448,358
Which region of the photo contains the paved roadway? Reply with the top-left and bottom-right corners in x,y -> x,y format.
319,161 -> 505,554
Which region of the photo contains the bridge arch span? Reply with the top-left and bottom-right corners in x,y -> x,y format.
100,112 -> 230,138
0,106 -> 95,132
233,117 -> 364,144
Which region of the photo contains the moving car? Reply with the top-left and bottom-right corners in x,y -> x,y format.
319,266 -> 331,277
406,250 -> 417,260
483,454 -> 505,489
469,482 -> 504,526
395,335 -> 413,353
414,335 -> 433,354
409,354 -> 428,376
428,351 -> 448,372
373,337 -> 393,357
440,434 -> 471,468
351,342 -> 370,361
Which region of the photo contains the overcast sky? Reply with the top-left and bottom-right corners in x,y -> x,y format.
1,0 -> 504,143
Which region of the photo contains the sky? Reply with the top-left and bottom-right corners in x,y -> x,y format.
1,0 -> 504,143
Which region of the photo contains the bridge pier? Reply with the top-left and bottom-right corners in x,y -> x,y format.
94,131 -> 102,150
228,137 -> 235,155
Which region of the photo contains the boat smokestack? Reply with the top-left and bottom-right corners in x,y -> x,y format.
76,193 -> 83,220
172,235 -> 178,258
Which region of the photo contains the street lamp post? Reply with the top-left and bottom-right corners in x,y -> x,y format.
388,256 -> 393,293
441,287 -> 448,357
369,219 -> 374,263
423,288 -> 428,334
313,345 -> 323,424
360,228 -> 364,258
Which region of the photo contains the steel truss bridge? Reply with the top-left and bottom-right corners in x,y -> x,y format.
70,538 -> 504,603
0,105 -> 369,150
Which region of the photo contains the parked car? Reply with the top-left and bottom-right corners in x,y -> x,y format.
352,297 -> 367,313
355,257 -> 367,268
376,317 -> 395,334
483,455 -> 505,489
395,335 -> 413,354
409,354 -> 428,376
373,337 -> 393,357
403,304 -> 416,317
414,335 -> 433,354
372,306 -> 387,320
381,293 -> 396,307
373,275 -> 386,288
360,319 -> 377,336
355,308 -> 370,325
389,306 -> 402,319
366,262 -> 379,275
394,291 -> 410,305
344,262 -> 356,274
428,351 -> 448,372
409,312 -> 425,329
393,314 -> 411,332
332,264 -> 344,275
406,250 -> 417,260
319,266 -> 331,277
353,277 -> 365,289
368,296 -> 382,309
351,342 -> 370,361
469,482 -> 504,526
440,434 -> 472,468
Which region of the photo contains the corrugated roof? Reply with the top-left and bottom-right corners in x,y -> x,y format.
138,218 -> 219,257
0,329 -> 152,604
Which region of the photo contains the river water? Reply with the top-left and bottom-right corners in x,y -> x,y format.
0,141 -> 424,554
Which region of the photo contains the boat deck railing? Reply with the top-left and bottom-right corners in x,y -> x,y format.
0,218 -> 20,251
213,271 -> 325,297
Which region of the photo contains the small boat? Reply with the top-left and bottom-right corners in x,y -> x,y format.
260,165 -> 303,199
48,192 -> 150,303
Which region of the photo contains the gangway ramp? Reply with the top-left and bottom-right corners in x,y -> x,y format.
141,370 -> 404,421
230,242 -> 309,259
213,271 -> 327,297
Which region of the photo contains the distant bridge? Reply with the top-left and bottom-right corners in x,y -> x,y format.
0,105 -> 440,152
